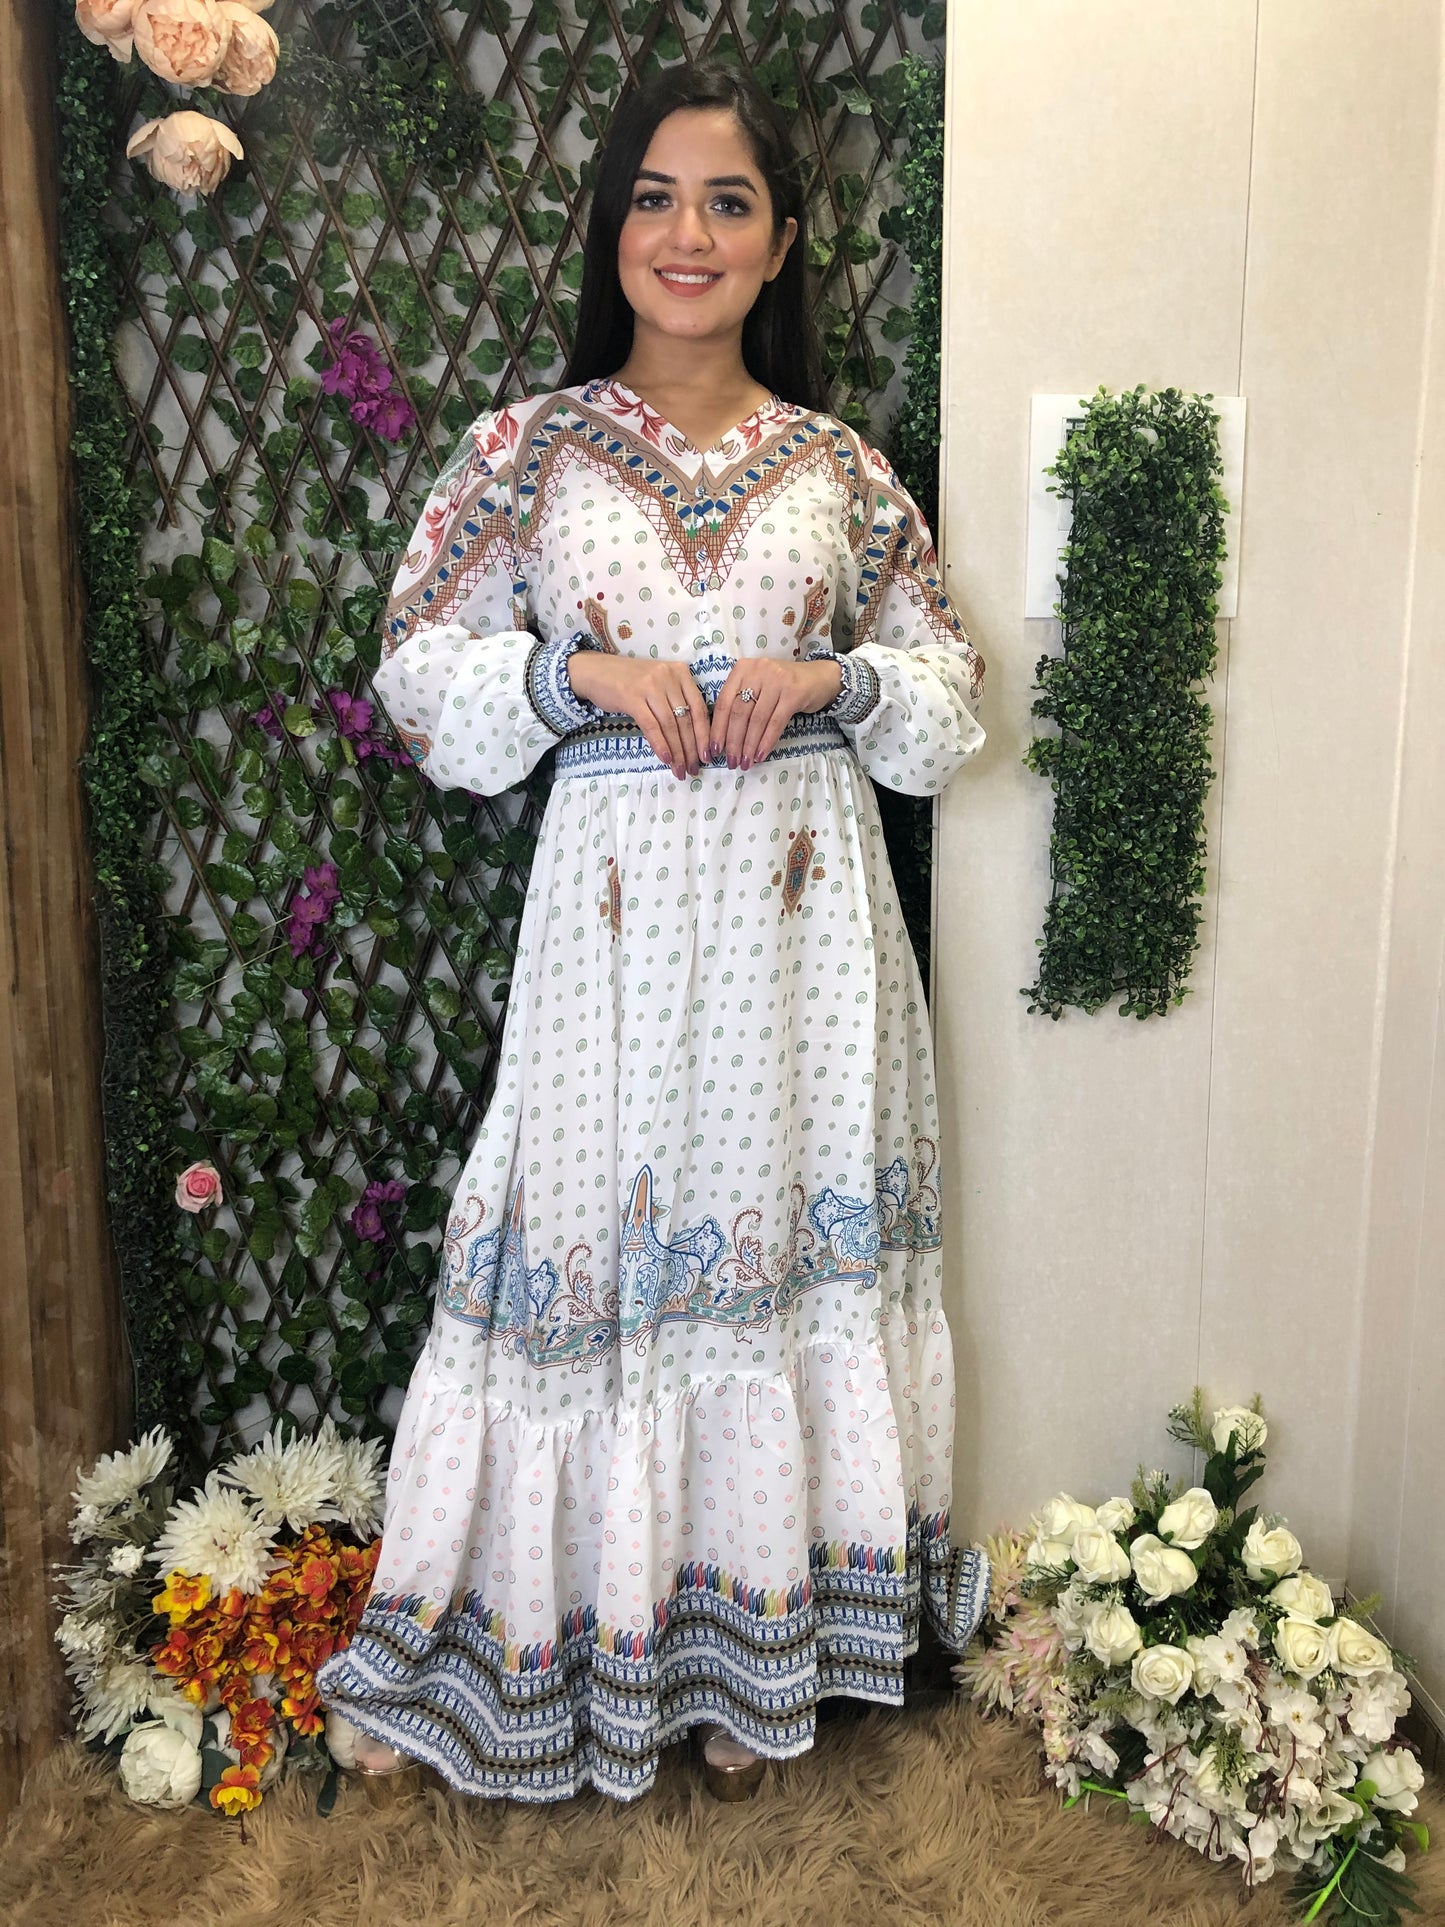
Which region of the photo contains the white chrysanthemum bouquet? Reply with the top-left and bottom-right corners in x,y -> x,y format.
957,1395 -> 1429,1923
53,1420 -> 384,1816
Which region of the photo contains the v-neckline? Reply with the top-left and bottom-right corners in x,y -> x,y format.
596,376 -> 790,458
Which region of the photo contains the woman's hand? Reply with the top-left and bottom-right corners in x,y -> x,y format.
710,657 -> 842,770
566,651 -> 711,778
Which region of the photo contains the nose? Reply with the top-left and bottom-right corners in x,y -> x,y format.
665,199 -> 713,252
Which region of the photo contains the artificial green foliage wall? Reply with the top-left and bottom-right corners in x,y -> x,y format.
56,0 -> 950,1470
1024,386 -> 1227,1019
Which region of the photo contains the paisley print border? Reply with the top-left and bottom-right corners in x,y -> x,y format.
438,1142 -> 943,1366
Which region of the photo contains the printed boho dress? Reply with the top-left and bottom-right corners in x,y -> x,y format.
316,375 -> 990,1801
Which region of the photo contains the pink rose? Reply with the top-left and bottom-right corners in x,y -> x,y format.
175,1161 -> 223,1213
75,0 -> 136,59
131,0 -> 231,85
126,112 -> 243,195
214,2 -> 277,93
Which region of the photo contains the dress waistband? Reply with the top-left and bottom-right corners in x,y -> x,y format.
553,708 -> 850,781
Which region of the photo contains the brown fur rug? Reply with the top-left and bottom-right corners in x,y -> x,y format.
3,1698 -> 1440,1927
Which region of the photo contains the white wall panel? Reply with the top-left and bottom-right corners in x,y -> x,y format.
935,0 -> 1257,1528
1197,0 -> 1441,1580
936,0 -> 1444,1700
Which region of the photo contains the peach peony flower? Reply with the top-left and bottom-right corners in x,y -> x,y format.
214,2 -> 278,93
174,1158 -> 224,1211
127,113 -> 242,195
132,0 -> 231,85
75,0 -> 136,59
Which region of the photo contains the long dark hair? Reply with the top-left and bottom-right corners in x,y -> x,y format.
559,59 -> 829,414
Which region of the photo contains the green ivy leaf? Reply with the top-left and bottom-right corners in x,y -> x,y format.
202,537 -> 237,583
171,333 -> 211,373
204,860 -> 255,902
423,979 -> 461,1022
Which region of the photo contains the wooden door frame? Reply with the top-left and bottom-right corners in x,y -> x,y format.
0,0 -> 130,1810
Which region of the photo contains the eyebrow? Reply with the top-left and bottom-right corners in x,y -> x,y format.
634,169 -> 759,192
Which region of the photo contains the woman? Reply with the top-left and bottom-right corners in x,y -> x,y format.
317,56 -> 989,1804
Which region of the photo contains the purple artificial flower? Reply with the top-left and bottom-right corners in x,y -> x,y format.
286,860 -> 341,960
319,318 -> 390,403
252,699 -> 285,740
352,388 -> 417,442
349,1177 -> 408,1248
319,317 -> 417,444
327,690 -> 375,737
312,688 -> 404,765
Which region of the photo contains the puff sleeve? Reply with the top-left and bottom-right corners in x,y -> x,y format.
821,432 -> 985,795
370,406 -> 597,796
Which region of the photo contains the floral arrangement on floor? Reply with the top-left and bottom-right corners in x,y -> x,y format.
957,1395 -> 1429,1924
54,1420 -> 383,1816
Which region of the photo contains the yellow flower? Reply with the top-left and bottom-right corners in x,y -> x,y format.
210,1762 -> 261,1816
153,1569 -> 212,1622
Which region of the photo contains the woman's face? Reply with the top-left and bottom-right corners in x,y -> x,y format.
616,107 -> 797,355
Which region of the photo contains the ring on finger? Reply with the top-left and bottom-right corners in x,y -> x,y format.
739,687 -> 757,703
671,703 -> 689,717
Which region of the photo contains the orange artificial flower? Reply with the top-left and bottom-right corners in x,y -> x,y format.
281,1690 -> 324,1736
230,1697 -> 276,1766
211,1762 -> 261,1816
153,1570 -> 212,1621
240,1629 -> 279,1672
219,1671 -> 254,1715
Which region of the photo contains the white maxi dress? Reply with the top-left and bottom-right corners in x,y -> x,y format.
316,375 -> 990,1801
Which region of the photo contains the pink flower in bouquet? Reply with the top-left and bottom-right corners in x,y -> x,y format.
213,0 -> 277,93
132,0 -> 232,84
75,0 -> 137,60
176,1161 -> 223,1213
319,319 -> 416,444
286,862 -> 341,961
127,112 -> 242,195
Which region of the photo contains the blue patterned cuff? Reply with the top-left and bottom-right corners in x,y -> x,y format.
525,631 -> 601,736
807,648 -> 881,727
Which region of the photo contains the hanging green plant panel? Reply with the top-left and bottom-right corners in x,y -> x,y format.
1024,385 -> 1228,1020
57,0 -> 949,1470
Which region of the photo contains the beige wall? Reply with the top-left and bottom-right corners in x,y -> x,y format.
934,0 -> 1445,1711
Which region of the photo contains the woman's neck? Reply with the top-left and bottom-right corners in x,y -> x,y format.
611,343 -> 766,412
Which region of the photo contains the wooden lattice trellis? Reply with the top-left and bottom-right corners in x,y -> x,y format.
101,0 -> 946,1463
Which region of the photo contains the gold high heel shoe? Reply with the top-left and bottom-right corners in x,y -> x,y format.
351,1734 -> 424,1806
694,1722 -> 767,1802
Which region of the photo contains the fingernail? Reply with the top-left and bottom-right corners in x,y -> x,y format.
674,765 -> 685,780
740,756 -> 751,771
728,756 -> 737,770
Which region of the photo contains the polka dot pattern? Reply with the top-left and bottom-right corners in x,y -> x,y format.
317,382 -> 990,1801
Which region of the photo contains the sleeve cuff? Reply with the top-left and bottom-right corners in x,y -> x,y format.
808,648 -> 881,726
525,631 -> 601,736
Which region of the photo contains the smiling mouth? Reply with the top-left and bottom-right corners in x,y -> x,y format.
655,269 -> 722,287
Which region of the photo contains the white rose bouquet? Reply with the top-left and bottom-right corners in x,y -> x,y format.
958,1394 -> 1428,1923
